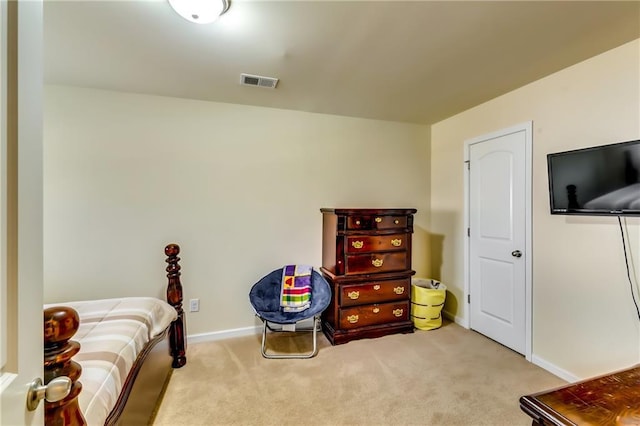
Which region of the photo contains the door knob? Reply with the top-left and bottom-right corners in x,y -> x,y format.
26,376 -> 71,411
511,250 -> 522,258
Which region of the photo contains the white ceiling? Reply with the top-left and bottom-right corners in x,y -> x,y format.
44,0 -> 640,125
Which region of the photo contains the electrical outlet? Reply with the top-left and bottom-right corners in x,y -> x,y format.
189,298 -> 200,312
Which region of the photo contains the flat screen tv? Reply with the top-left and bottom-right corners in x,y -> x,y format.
547,139 -> 640,216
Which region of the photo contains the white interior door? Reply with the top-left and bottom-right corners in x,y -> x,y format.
0,1 -> 45,424
467,123 -> 531,356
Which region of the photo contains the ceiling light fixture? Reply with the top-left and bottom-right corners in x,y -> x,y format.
168,0 -> 230,24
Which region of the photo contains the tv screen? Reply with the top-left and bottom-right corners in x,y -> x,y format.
547,139 -> 640,216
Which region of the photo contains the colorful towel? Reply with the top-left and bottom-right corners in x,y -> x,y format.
280,264 -> 313,312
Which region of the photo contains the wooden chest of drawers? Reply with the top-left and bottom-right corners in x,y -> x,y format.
320,208 -> 416,345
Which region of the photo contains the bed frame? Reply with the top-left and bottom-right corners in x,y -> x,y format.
43,243 -> 187,425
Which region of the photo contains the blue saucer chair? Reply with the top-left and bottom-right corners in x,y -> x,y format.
249,267 -> 331,359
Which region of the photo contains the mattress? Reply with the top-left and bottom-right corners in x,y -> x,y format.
44,297 -> 177,425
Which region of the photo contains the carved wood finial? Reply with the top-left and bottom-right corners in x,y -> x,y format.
43,306 -> 87,426
165,243 -> 186,368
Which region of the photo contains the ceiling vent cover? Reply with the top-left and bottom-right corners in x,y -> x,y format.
240,73 -> 279,89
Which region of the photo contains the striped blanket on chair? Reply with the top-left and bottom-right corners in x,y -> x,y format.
280,264 -> 312,312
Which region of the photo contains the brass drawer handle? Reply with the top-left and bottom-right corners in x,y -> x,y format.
352,241 -> 364,249
393,286 -> 405,295
348,291 -> 360,300
375,217 -> 382,223
373,284 -> 381,290
347,315 -> 359,324
355,220 -> 361,225
393,309 -> 404,317
394,219 -> 399,224
372,258 -> 384,267
391,238 -> 402,247
373,307 -> 380,314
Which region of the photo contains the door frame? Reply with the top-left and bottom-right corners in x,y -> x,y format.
463,121 -> 533,361
0,0 -> 44,423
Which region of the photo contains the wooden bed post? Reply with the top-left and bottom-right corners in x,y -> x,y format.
43,307 -> 87,426
165,243 -> 187,368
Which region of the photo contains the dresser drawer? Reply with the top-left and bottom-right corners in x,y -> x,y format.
344,251 -> 408,275
340,278 -> 410,307
346,233 -> 408,253
339,301 -> 410,330
346,215 -> 407,231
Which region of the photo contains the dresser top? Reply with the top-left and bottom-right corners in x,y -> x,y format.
320,208 -> 417,215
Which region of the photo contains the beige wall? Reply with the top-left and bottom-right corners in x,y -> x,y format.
431,39 -> 640,379
43,86 -> 430,336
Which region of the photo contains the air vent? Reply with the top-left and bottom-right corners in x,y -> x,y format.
240,73 -> 279,89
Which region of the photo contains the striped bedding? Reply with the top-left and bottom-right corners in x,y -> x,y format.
44,297 -> 177,426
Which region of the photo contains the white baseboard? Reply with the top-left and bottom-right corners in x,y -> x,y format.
187,317 -> 320,344
190,321 -> 579,384
531,354 -> 580,383
187,325 -> 261,344
442,310 -> 468,328
441,311 -> 579,382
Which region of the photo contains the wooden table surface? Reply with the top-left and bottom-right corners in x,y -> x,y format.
520,365 -> 640,425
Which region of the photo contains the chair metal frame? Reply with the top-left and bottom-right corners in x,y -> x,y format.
259,316 -> 322,359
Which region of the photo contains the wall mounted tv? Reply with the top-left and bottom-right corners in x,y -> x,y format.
547,139 -> 640,216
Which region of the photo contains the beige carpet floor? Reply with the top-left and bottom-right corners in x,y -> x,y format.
153,321 -> 566,425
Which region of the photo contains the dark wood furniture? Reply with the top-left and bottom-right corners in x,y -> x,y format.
43,243 -> 187,426
43,306 -> 86,426
320,208 -> 416,345
520,365 -> 640,425
165,243 -> 187,369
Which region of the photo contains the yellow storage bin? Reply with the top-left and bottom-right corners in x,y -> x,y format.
411,278 -> 447,330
